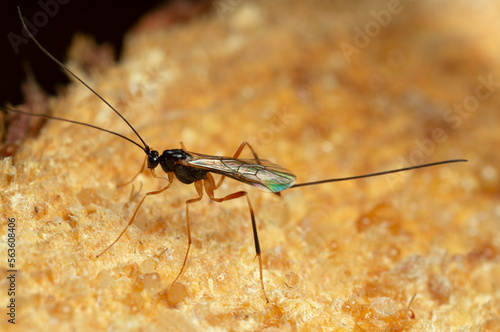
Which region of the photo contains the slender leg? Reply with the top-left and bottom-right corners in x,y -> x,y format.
214,141 -> 262,189
204,172 -> 269,303
180,140 -> 263,190
180,140 -> 260,163
213,141 -> 281,197
96,171 -> 174,258
172,180 -> 204,283
117,155 -> 147,188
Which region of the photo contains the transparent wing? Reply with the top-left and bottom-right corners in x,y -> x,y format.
182,152 -> 296,193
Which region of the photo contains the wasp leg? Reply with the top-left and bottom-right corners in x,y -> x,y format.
204,172 -> 269,303
172,179 -> 204,283
117,155 -> 147,188
179,140 -> 261,165
96,171 -> 174,258
179,141 -> 263,190
214,141 -> 262,189
214,141 -> 281,196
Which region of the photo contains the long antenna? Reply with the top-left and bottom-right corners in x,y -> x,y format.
291,159 -> 468,188
17,6 -> 149,152
0,105 -> 145,151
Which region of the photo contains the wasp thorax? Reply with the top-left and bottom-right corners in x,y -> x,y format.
158,149 -> 192,173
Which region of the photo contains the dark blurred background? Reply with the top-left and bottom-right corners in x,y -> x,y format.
0,0 -> 211,107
